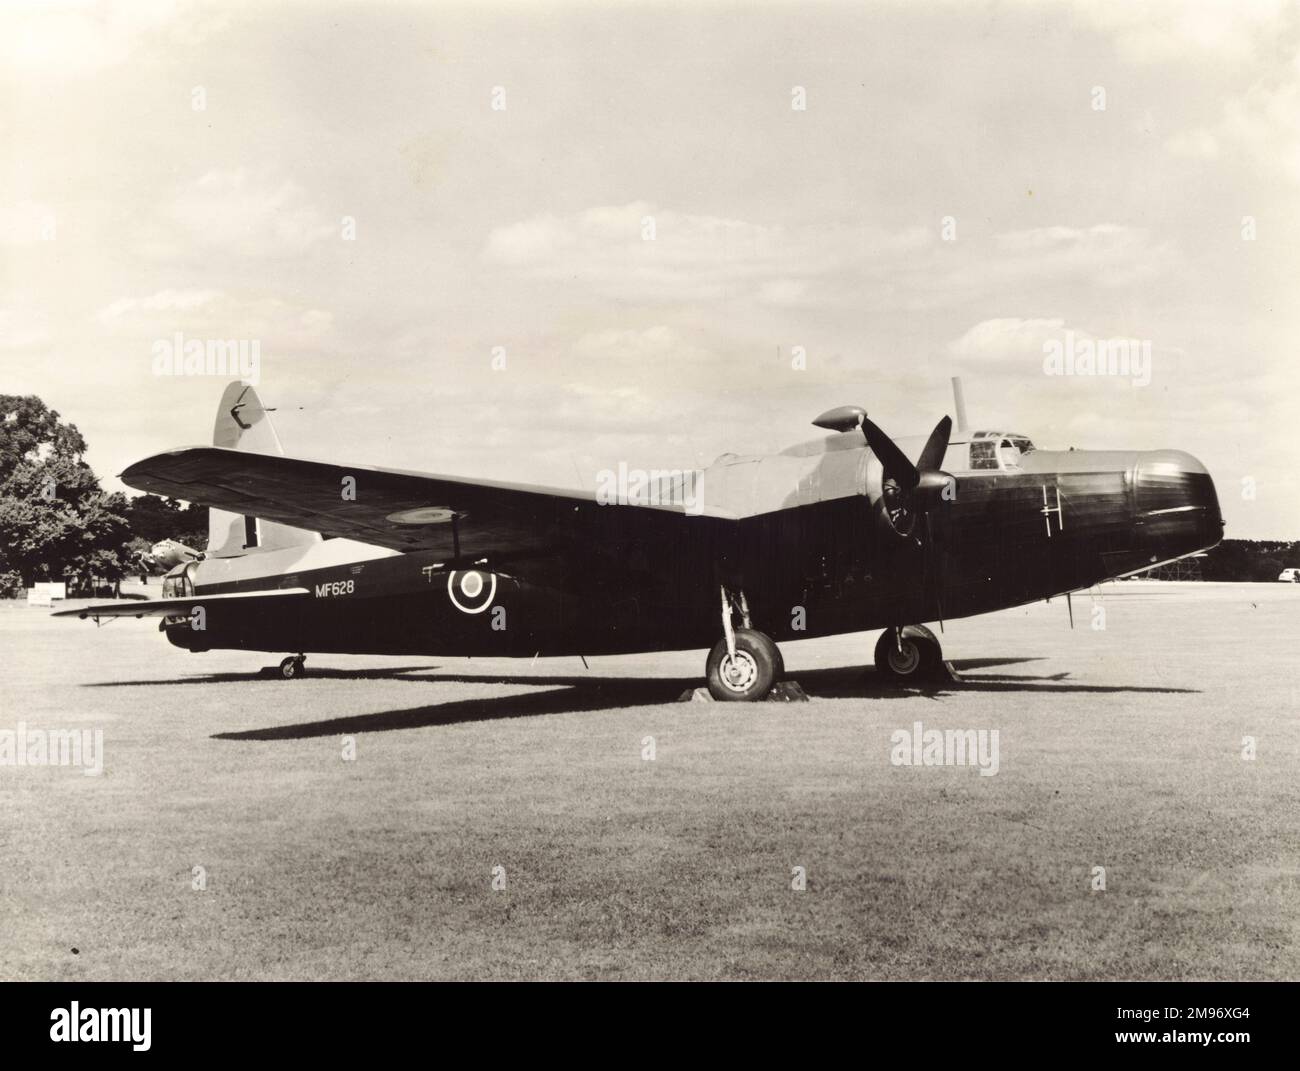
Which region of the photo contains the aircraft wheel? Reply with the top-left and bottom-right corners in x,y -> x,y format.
706,628 -> 780,701
279,656 -> 307,680
874,625 -> 942,683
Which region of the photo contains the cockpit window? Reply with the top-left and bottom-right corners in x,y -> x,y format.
970,441 -> 998,469
161,564 -> 193,599
969,432 -> 1034,470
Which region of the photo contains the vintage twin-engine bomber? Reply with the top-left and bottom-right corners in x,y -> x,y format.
61,381 -> 1222,699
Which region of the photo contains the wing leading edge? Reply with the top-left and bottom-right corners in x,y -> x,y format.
121,447 -> 721,558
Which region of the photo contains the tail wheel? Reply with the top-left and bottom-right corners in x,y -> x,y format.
874,625 -> 942,682
279,655 -> 306,680
706,628 -> 780,702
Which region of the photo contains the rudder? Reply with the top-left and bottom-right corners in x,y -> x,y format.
207,382 -> 322,557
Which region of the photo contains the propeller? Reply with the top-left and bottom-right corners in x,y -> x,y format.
862,415 -> 954,507
862,414 -> 957,627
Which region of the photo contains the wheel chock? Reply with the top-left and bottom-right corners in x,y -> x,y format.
677,680 -> 810,702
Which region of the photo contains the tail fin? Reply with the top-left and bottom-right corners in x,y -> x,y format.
207,382 -> 322,557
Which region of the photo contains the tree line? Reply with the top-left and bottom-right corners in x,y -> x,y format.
0,395 -> 205,598
1196,539 -> 1299,582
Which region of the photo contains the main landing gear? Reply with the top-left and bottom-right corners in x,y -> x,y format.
278,654 -> 307,680
873,624 -> 945,683
705,586 -> 784,701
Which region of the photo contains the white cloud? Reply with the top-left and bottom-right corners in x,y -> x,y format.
947,317 -> 1165,392
1161,50 -> 1300,183
884,224 -> 1174,314
482,214 -> 579,266
1069,0 -> 1287,66
1095,4 -> 1300,183
1218,67 -> 1300,184
483,206 -> 1175,317
96,289 -> 333,349
158,170 -> 337,258
97,288 -> 223,322
990,225 -> 1170,288
570,324 -> 709,364
481,201 -> 849,304
948,317 -> 1074,363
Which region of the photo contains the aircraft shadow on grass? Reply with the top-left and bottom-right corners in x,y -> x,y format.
165,655 -> 1201,741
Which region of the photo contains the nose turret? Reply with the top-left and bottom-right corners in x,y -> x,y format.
1135,450 -> 1223,559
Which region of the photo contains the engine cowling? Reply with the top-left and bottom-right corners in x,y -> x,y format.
149,539 -> 202,571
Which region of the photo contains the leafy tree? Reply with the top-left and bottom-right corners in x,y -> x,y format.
0,395 -> 133,594
122,494 -> 207,553
1200,539 -> 1299,582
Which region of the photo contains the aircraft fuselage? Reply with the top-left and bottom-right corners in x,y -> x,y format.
162,444 -> 1222,659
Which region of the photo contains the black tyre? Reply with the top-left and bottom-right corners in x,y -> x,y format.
279,656 -> 305,680
874,625 -> 942,682
706,628 -> 780,701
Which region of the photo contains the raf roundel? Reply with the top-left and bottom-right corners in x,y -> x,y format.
447,570 -> 497,614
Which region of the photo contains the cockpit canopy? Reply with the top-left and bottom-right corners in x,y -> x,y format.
967,430 -> 1035,471
160,562 -> 196,599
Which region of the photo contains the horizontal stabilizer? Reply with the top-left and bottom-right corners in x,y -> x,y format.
52,587 -> 310,620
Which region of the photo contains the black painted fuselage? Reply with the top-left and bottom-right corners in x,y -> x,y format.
163,445 -> 1222,659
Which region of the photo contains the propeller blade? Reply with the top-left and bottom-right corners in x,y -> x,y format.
917,416 -> 953,472
864,414 -> 956,629
861,419 -> 919,489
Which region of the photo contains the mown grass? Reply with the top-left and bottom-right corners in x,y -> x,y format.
1,582 -> 1296,979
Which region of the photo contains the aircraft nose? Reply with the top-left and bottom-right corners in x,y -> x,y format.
1135,450 -> 1224,557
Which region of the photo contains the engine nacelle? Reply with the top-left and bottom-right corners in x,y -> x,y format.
150,539 -> 202,570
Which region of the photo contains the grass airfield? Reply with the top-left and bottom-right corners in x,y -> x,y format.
1,580 -> 1297,981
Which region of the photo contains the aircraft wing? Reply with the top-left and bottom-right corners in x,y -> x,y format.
121,446 -> 720,558
51,588 -> 311,619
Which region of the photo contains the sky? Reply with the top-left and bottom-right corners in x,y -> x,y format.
1,0 -> 1298,539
